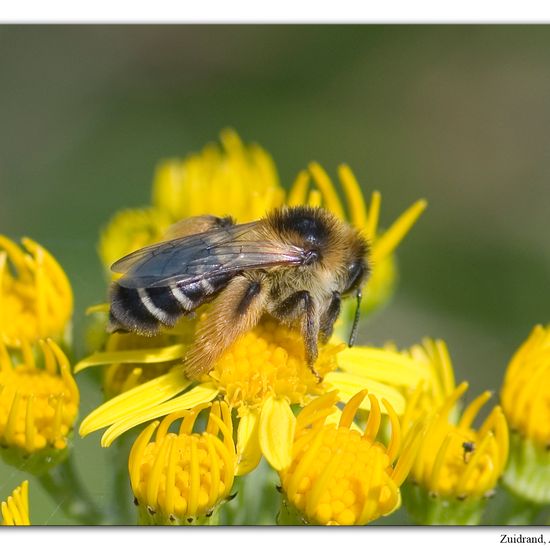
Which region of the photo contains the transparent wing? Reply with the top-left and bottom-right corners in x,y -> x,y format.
112,222 -> 306,289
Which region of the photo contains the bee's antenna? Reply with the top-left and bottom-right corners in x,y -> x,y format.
348,288 -> 362,347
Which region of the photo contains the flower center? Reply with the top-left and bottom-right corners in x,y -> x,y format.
282,424 -> 397,525
208,319 -> 342,413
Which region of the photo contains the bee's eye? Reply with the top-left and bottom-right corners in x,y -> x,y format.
343,260 -> 366,295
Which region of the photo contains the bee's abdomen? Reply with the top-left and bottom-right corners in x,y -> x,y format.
109,273 -> 233,335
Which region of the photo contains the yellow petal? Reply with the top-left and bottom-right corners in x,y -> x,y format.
79,368 -> 190,436
74,344 -> 186,373
372,199 -> 427,264
235,408 -> 262,475
324,371 -> 406,415
337,346 -> 428,389
325,405 -> 362,433
100,383 -> 219,447
308,162 -> 345,219
258,396 -> 296,471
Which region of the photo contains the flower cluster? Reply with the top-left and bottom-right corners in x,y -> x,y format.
0,339 -> 79,469
2,129 -> 545,527
279,390 -> 423,525
0,237 -> 72,347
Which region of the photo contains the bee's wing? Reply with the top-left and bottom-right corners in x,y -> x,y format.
112,222 -> 306,289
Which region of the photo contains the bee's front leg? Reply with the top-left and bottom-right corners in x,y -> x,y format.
274,290 -> 322,382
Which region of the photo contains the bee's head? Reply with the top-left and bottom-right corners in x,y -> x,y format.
268,206 -> 370,285
268,206 -> 331,260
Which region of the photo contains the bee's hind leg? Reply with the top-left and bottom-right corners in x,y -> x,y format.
184,274 -> 268,379
274,290 -> 322,382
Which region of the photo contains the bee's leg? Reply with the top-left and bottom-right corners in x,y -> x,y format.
274,290 -> 321,382
319,291 -> 341,343
184,274 -> 267,379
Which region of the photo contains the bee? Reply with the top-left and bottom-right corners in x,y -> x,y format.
108,205 -> 370,380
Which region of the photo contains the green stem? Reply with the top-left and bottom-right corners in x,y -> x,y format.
37,454 -> 103,525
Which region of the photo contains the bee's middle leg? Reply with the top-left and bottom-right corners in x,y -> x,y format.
274,290 -> 321,381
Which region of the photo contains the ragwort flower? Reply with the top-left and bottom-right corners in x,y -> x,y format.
402,381 -> 509,525
128,401 -> 236,525
98,129 -> 284,274
81,130 -> 428,483
1,481 -> 30,526
0,236 -> 73,346
500,325 -> 550,504
77,318 -> 412,476
152,128 -> 284,223
0,339 -> 79,474
278,390 -> 423,525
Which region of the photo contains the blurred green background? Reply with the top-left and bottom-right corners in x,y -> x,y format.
1,25 -> 550,524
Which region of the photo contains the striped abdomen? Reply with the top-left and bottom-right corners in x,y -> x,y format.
108,274 -> 232,336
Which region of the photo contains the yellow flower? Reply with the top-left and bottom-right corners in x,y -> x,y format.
77,318 -> 412,476
399,338 -> 457,432
1,481 -> 30,526
83,131 -> 429,491
288,163 -> 427,317
500,325 -> 550,504
128,401 -> 235,525
403,382 -> 509,524
98,207 -> 172,274
152,128 -> 284,223
501,325 -> 550,449
278,390 -> 423,525
98,129 -> 283,274
0,339 -> 79,474
0,236 -> 73,346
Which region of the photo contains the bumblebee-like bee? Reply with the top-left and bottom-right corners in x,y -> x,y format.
108,206 -> 370,379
